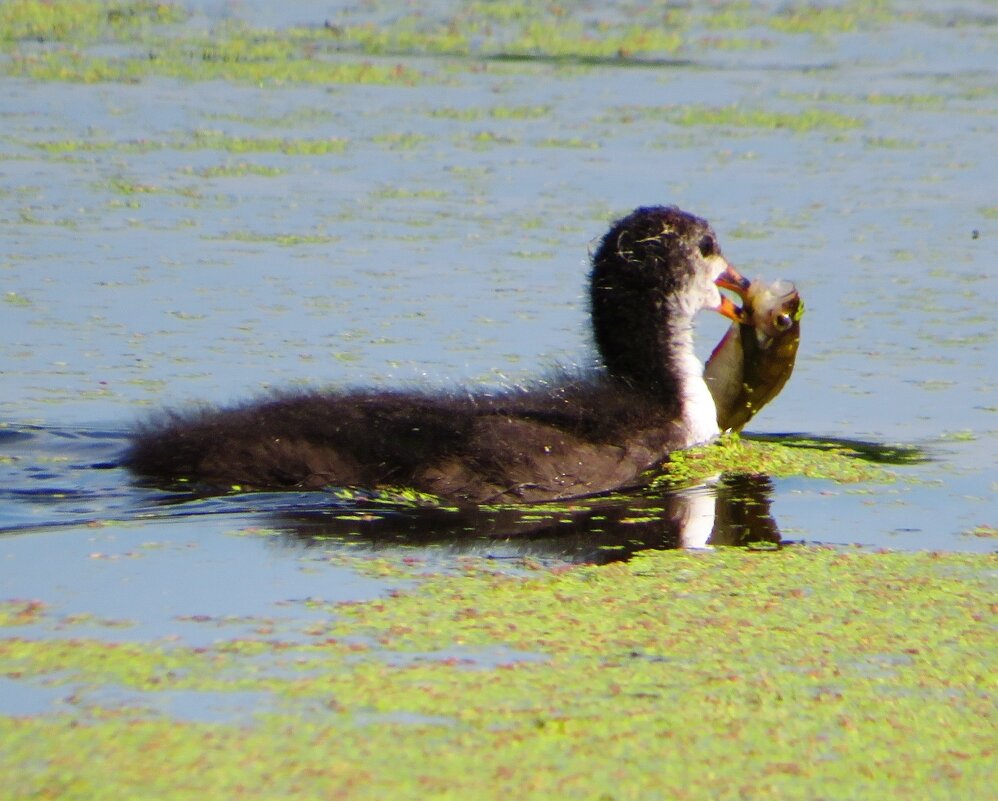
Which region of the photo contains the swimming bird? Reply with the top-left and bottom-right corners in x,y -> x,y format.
125,206 -> 750,504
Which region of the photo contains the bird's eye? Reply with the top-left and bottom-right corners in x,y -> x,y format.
697,236 -> 717,258
774,313 -> 793,331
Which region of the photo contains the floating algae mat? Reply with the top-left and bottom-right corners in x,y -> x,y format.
1,547 -> 994,799
654,433 -> 917,487
1,1 -> 995,798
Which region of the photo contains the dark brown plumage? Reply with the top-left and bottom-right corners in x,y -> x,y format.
126,206 -> 744,503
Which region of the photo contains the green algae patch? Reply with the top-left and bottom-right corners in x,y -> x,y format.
0,599 -> 46,626
3,291 -> 33,307
670,104 -> 864,133
189,162 -> 286,178
187,130 -> 349,154
154,45 -> 422,86
608,104 -> 865,134
505,20 -> 685,59
207,231 -> 341,247
6,46 -> 423,85
0,0 -> 185,43
770,0 -> 893,34
1,548 -> 994,799
0,1 -> 912,89
651,433 -> 917,488
27,131 -> 349,156
699,0 -> 893,35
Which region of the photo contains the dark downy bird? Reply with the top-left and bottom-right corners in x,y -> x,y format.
125,206 -> 750,504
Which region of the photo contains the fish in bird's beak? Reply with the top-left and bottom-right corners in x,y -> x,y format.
705,277 -> 803,432
714,262 -> 751,322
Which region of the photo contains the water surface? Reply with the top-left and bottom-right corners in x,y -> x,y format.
1,2 -> 995,670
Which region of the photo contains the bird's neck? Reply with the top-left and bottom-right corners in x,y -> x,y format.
633,302 -> 721,448
663,314 -> 721,448
593,296 -> 720,447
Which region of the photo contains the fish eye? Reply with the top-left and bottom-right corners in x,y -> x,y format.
697,235 -> 717,258
774,313 -> 793,331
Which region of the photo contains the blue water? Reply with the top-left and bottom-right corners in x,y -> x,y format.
0,3 -> 994,692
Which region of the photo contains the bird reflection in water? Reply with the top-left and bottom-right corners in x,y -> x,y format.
265,474 -> 782,565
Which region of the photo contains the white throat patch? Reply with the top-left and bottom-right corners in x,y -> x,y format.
677,349 -> 721,447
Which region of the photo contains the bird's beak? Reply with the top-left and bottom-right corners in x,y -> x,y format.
715,262 -> 751,323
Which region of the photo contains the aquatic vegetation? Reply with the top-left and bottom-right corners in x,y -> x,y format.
428,106 -> 482,121
489,104 -> 552,119
0,598 -> 46,626
700,2 -> 760,31
428,104 -> 553,121
5,35 -> 423,86
205,231 -> 341,247
103,177 -> 164,195
0,0 -> 920,91
1,2 -> 992,797
371,132 -> 428,150
187,130 -> 349,154
155,46 -> 422,86
782,90 -> 947,108
27,131 -> 350,155
770,0 -> 893,34
694,34 -> 771,51
458,130 -> 519,148
5,50 -> 148,82
321,8 -> 688,61
652,434 -> 908,487
864,136 -> 919,150
727,223 -> 771,239
535,136 -> 598,149
28,136 -> 161,154
669,105 -> 865,133
698,0 -> 895,35
1,547 -> 993,799
506,21 -> 685,59
0,0 -> 185,43
371,187 -> 447,200
0,0 -> 965,99
202,108 -> 334,127
606,103 -> 865,133
3,291 -> 32,307
322,18 -> 475,57
464,1 -> 548,24
189,163 -> 286,178
938,430 -> 975,442
326,485 -> 456,510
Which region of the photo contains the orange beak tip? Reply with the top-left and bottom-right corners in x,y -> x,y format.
716,296 -> 745,323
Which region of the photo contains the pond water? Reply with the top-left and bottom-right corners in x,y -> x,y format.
0,1 -> 995,675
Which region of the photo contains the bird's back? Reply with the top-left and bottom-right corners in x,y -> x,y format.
125,379 -> 687,503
